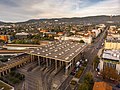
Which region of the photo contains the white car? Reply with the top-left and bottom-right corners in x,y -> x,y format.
8,58 -> 11,61
85,59 -> 88,62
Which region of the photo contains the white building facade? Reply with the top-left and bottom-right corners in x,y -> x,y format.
99,50 -> 120,74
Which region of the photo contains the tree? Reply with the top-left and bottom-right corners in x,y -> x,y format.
80,40 -> 85,43
78,72 -> 94,90
84,72 -> 94,84
101,66 -> 120,81
93,56 -> 100,70
83,72 -> 94,90
10,71 -> 16,76
0,39 -> 5,43
78,83 -> 89,90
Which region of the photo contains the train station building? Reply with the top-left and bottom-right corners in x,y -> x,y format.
26,41 -> 87,75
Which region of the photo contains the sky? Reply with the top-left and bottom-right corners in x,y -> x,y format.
0,0 -> 120,22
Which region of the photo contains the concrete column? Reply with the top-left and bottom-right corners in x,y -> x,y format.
0,72 -> 1,77
65,62 -> 68,75
31,55 -> 32,62
41,57 -> 44,65
72,59 -> 74,68
2,71 -> 5,76
18,65 -> 20,67
48,58 -> 50,67
38,56 -> 40,66
49,59 -> 51,66
55,60 -> 58,71
8,69 -> 11,73
21,64 -> 23,67
70,61 -> 72,73
5,70 -> 7,75
59,61 -> 61,67
46,58 -> 49,67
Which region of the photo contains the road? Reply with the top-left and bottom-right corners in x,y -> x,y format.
60,27 -> 108,90
73,27 -> 108,90
58,75 -> 73,90
42,66 -> 55,90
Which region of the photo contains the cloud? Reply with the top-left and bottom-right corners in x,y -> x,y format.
74,0 -> 120,17
0,0 -> 19,7
0,0 -> 119,22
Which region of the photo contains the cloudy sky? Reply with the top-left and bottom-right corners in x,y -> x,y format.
0,0 -> 120,22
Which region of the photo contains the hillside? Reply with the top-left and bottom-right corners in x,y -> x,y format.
25,15 -> 120,24
0,15 -> 120,24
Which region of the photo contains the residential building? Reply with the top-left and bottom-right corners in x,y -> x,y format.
15,32 -> 30,39
57,32 -> 64,36
104,34 -> 120,50
99,50 -> 120,74
92,29 -> 101,37
54,35 -> 92,44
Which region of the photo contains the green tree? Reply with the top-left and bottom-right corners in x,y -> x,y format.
101,66 -> 120,81
0,39 -> 5,43
10,71 -> 16,76
84,72 -> 94,84
78,83 -> 89,90
80,40 -> 85,43
93,56 -> 100,70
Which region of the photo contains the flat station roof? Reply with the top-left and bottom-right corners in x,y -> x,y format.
26,41 -> 87,62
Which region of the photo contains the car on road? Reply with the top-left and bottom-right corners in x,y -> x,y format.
8,58 -> 11,61
102,43 -> 104,46
70,69 -> 76,76
70,66 -> 80,76
85,59 -> 88,62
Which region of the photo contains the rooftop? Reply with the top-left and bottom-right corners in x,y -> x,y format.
102,50 -> 120,61
93,82 -> 112,90
16,32 -> 29,36
4,44 -> 42,47
0,80 -> 14,90
26,41 -> 87,62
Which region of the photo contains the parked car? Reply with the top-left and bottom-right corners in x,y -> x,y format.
70,69 -> 76,76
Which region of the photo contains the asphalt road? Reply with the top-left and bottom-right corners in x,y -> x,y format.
74,27 -> 108,90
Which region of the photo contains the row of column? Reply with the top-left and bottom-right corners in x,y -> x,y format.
0,55 -> 32,77
0,69 -> 11,77
37,56 -> 64,68
36,55 -> 76,75
34,53 -> 81,76
37,56 -> 65,72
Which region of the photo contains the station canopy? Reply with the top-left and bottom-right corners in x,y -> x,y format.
26,41 -> 86,62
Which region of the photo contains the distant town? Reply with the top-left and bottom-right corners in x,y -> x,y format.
0,15 -> 120,90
